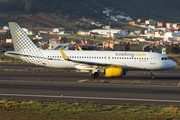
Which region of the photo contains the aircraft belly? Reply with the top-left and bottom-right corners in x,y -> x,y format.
49,60 -> 74,68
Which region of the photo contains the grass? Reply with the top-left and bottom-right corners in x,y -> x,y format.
0,99 -> 180,119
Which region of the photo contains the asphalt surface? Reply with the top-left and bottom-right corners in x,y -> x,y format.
0,80 -> 180,105
0,63 -> 179,82
0,63 -> 180,105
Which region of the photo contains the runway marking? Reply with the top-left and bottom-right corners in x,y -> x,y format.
0,93 -> 180,103
78,79 -> 88,82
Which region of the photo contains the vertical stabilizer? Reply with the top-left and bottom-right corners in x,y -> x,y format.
9,22 -> 51,66
9,22 -> 39,54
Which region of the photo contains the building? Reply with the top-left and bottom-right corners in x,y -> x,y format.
3,26 -> 9,30
78,31 -> 90,36
166,23 -> 173,29
35,35 -> 49,41
53,28 -> 65,33
157,21 -> 166,28
149,20 -> 157,26
48,39 -> 68,50
0,29 -> 8,33
90,29 -> 127,38
6,39 -> 12,43
129,21 -> 135,25
173,23 -> 180,29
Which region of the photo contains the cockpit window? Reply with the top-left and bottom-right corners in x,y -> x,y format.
161,57 -> 170,60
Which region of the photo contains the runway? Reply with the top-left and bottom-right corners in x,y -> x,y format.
0,80 -> 180,105
0,63 -> 180,105
0,63 -> 180,82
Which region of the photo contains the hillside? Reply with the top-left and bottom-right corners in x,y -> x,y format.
0,0 -> 180,30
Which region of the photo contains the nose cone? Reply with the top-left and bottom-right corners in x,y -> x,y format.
170,60 -> 177,69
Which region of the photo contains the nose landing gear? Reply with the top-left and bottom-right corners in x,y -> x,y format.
151,71 -> 155,79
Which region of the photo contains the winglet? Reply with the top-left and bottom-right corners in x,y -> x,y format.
78,46 -> 83,51
59,48 -> 68,60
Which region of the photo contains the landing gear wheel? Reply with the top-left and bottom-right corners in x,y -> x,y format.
150,71 -> 155,79
94,72 -> 99,78
89,74 -> 95,79
151,76 -> 155,79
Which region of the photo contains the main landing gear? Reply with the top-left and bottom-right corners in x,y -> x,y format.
151,71 -> 155,79
89,72 -> 99,79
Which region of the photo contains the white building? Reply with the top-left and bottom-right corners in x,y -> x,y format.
144,28 -> 155,34
53,28 -> 65,33
22,28 -> 28,32
90,29 -> 127,38
48,40 -> 68,50
164,31 -> 180,41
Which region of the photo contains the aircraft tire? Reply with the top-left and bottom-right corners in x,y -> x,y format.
94,72 -> 99,78
90,74 -> 95,79
151,76 -> 155,79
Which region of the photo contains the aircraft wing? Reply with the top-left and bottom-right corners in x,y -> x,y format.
59,48 -> 112,66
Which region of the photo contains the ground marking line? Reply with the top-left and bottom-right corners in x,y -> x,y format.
0,93 -> 180,103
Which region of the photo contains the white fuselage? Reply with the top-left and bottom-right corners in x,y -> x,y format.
37,50 -> 176,71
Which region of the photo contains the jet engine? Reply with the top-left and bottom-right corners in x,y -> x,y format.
105,65 -> 123,77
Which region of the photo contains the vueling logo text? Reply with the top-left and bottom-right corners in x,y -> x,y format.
135,53 -> 146,57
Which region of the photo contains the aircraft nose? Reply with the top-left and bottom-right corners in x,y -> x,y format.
171,60 -> 177,69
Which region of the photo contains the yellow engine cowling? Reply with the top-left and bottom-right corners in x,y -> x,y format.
105,65 -> 123,77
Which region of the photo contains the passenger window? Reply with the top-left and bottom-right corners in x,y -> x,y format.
112,57 -> 114,59
108,57 -> 110,59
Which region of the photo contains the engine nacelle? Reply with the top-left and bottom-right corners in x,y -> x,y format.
105,65 -> 123,77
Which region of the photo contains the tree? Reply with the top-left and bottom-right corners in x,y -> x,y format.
104,47 -> 112,51
152,47 -> 160,53
166,45 -> 180,54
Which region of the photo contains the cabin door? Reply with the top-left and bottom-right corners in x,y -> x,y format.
150,54 -> 156,64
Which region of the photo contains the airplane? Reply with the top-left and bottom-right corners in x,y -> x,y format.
5,22 -> 177,79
